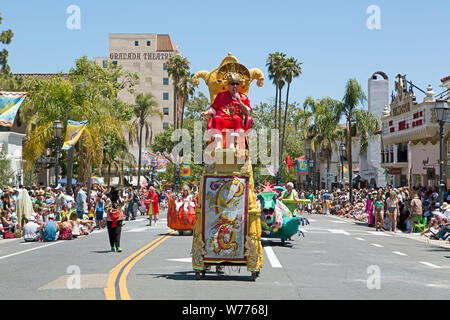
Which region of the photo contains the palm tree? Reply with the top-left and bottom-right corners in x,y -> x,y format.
132,93 -> 163,187
166,55 -> 190,130
279,57 -> 302,183
266,52 -> 286,182
336,79 -> 380,203
310,98 -> 344,190
176,73 -> 196,131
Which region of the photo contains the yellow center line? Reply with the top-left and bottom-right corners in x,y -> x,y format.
119,233 -> 173,300
104,232 -> 173,300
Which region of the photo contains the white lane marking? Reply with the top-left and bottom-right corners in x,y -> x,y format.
328,229 -> 350,236
420,262 -> 442,269
167,258 -> 192,263
307,219 -> 316,222
263,246 -> 282,268
366,231 -> 391,237
126,227 -> 149,233
332,221 -> 346,224
371,243 -> 384,248
392,251 -> 407,256
355,237 -> 366,241
0,241 -> 62,260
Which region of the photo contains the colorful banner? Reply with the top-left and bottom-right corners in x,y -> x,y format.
0,91 -> 27,127
62,120 -> 88,150
202,175 -> 248,261
155,158 -> 168,173
297,160 -> 308,175
180,164 -> 191,179
343,165 -> 349,174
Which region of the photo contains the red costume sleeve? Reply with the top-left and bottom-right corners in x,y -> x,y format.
210,93 -> 222,112
241,94 -> 252,112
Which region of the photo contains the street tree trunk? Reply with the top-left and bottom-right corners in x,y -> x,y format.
67,147 -> 74,195
280,82 -> 291,184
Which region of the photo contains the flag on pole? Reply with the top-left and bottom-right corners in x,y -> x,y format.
62,120 -> 88,150
343,165 -> 349,174
180,164 -> 191,179
286,156 -> 294,168
156,159 -> 168,173
265,165 -> 276,177
0,91 -> 27,127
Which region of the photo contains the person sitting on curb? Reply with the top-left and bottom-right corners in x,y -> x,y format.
41,214 -> 58,242
23,216 -> 41,242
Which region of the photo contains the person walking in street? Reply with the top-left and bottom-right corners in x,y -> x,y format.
374,193 -> 385,231
95,193 -> 105,229
146,186 -> 159,226
386,191 -> 400,232
106,187 -> 124,252
322,190 -> 331,215
409,192 -> 423,233
75,185 -> 87,220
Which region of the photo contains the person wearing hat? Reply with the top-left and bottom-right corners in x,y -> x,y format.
23,215 -> 41,242
41,213 -> 58,242
200,72 -> 252,149
408,192 -> 423,233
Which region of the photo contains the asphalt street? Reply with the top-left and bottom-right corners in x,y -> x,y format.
0,209 -> 449,300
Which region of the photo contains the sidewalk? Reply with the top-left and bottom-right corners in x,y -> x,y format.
323,213 -> 450,249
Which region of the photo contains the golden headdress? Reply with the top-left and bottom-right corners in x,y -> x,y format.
193,53 -> 264,102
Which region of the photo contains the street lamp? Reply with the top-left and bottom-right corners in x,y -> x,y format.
434,99 -> 449,212
339,142 -> 346,188
52,120 -> 64,186
309,158 -> 315,192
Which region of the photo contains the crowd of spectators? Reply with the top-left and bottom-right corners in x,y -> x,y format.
0,183 -> 167,242
294,185 -> 450,243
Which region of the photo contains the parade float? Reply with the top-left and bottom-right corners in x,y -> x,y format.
190,53 -> 264,280
167,187 -> 197,235
257,183 -> 310,245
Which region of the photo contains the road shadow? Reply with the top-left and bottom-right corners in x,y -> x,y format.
90,250 -> 115,254
136,271 -> 256,282
262,240 -> 294,248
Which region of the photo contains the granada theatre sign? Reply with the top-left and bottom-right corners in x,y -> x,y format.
109,52 -> 174,60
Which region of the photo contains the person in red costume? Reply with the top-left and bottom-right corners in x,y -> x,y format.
146,186 -> 159,226
200,73 -> 251,149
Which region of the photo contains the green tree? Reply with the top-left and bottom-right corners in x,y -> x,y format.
335,79 -> 380,203
21,56 -> 137,192
0,13 -> 13,74
132,93 -> 163,187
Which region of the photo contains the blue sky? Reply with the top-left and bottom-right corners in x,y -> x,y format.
2,0 -> 449,107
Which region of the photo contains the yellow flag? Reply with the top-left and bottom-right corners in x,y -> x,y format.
62,120 -> 88,150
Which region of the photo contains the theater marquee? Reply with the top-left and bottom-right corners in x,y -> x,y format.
109,52 -> 174,60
